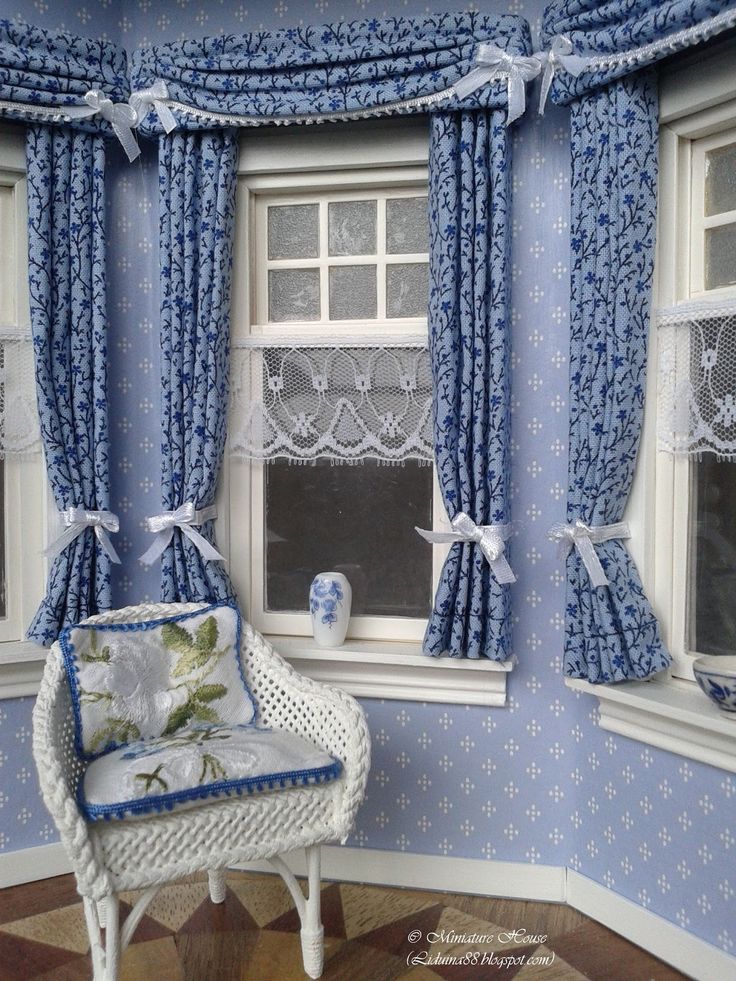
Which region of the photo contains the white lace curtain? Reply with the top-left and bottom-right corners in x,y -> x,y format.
656,298 -> 736,459
229,335 -> 432,462
0,328 -> 40,457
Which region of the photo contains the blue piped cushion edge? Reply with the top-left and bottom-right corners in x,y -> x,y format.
78,758 -> 343,821
59,599 -> 257,763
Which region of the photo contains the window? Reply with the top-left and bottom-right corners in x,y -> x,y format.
0,125 -> 46,664
223,120 -> 511,705
228,120 -> 446,645
646,41 -> 736,681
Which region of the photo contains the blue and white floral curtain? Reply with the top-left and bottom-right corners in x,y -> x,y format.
155,130 -> 238,603
424,111 -> 511,660
0,23 -> 128,644
130,14 -> 531,130
25,127 -> 113,645
541,0 -> 736,682
132,12 -> 530,647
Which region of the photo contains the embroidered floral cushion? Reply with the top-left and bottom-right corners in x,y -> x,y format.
60,602 -> 257,760
80,723 -> 342,821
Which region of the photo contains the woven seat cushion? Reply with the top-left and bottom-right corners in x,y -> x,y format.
80,722 -> 342,821
60,601 -> 257,760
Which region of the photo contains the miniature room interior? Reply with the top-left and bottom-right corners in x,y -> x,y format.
0,1 -> 735,979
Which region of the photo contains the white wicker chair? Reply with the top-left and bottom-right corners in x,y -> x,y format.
32,602 -> 371,981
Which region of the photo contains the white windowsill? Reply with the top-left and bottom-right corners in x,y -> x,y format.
274,636 -> 514,706
0,637 -> 513,706
0,641 -> 47,699
566,675 -> 736,773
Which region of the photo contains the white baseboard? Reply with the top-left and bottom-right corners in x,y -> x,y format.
239,845 -> 567,903
0,842 -> 70,888
2,843 -> 734,980
567,869 -> 734,981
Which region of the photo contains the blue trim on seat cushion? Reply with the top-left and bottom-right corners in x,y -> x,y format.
78,758 -> 343,822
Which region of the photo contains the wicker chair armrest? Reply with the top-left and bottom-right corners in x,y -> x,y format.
32,647 -> 113,900
240,623 -> 371,838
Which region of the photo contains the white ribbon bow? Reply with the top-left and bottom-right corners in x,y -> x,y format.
65,89 -> 140,162
129,80 -> 177,134
416,512 -> 516,584
536,35 -> 591,115
547,519 -> 630,588
453,43 -> 542,125
44,507 -> 121,564
139,502 -> 225,566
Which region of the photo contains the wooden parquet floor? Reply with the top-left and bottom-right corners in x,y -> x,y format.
0,871 -> 689,980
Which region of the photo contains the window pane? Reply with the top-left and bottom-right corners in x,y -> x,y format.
387,262 -> 429,318
705,143 -> 736,217
267,204 -> 319,260
264,459 -> 433,618
329,265 -> 376,320
386,196 -> 428,254
268,268 -> 320,322
328,200 -> 376,256
705,223 -> 736,290
690,456 -> 736,656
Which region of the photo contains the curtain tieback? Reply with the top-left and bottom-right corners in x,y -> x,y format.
536,36 -> 591,115
547,519 -> 630,588
416,512 -> 516,584
129,80 -> 177,134
139,502 -> 225,566
65,90 -> 140,162
453,43 -> 542,125
44,507 -> 121,564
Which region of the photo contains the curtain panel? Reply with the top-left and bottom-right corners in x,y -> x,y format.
155,130 -> 238,603
0,19 -> 128,132
25,126 -> 112,645
130,13 -> 532,132
424,110 -> 512,661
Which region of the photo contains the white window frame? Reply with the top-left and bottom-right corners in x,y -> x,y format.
0,124 -> 48,697
567,38 -> 736,770
222,117 -> 513,705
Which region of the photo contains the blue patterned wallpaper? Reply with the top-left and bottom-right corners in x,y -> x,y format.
0,0 -> 734,962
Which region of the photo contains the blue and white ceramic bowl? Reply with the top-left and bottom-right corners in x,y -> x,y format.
693,656 -> 736,716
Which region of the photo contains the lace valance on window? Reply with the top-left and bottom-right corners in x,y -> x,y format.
656,299 -> 736,459
0,328 -> 40,457
229,336 -> 432,463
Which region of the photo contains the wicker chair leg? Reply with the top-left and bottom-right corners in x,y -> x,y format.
300,845 -> 324,979
96,900 -> 107,928
104,895 -> 120,981
82,898 -> 105,980
208,869 -> 227,904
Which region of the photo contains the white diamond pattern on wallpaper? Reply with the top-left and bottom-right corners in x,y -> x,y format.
0,0 -> 734,959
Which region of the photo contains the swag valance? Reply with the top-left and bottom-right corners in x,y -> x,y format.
0,19 -> 128,132
541,0 -> 736,104
129,13 -> 532,132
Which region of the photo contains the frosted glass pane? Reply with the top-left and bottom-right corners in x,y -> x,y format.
705,223 -> 736,290
264,458 -> 433,617
268,204 -> 319,259
386,263 -> 429,318
691,456 -> 736,656
705,143 -> 736,217
269,268 -> 320,322
328,200 -> 376,256
386,196 -> 428,254
329,265 -> 376,320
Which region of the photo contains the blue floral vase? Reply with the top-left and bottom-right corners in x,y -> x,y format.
309,572 -> 352,648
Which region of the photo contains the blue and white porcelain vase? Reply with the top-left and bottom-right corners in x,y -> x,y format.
309,572 -> 351,648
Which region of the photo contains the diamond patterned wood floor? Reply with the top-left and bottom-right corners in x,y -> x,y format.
0,871 -> 688,980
